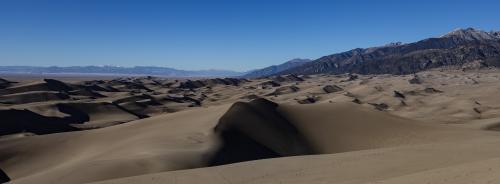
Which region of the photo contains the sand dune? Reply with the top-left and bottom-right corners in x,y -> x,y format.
3,70 -> 500,183
0,77 -> 214,137
0,108 -> 78,137
92,137 -> 500,184
0,91 -> 70,104
0,104 -> 230,183
0,78 -> 16,89
3,97 -> 498,184
0,101 -> 142,137
278,102 -> 478,153
210,99 -> 312,166
59,102 -> 141,129
90,99 -> 500,184
0,79 -> 73,96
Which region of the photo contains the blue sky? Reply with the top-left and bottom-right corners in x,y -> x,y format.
0,0 -> 499,71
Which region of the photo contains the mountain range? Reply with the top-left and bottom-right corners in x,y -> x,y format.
242,58 -> 311,78
278,28 -> 500,75
1,28 -> 499,78
0,66 -> 246,77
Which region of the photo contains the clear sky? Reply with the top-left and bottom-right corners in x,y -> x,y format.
0,0 -> 499,71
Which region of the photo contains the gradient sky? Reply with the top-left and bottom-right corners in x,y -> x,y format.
0,0 -> 499,71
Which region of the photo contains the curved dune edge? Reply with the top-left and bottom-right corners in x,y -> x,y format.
2,99 -> 500,184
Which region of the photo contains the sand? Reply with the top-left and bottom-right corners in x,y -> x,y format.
3,69 -> 500,183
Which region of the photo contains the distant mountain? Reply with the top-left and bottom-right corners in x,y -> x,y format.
243,58 -> 311,78
279,28 -> 500,75
0,66 -> 246,77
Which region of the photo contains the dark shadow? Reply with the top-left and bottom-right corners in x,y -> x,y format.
0,78 -> 16,89
0,168 -> 11,183
209,129 -> 280,166
57,104 -> 91,123
44,79 -> 74,91
208,98 -> 313,166
0,108 -> 82,136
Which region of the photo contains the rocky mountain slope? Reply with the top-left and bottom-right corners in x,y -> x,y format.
279,28 -> 500,75
243,58 -> 311,78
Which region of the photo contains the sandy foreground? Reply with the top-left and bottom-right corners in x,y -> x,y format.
3,69 -> 500,183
